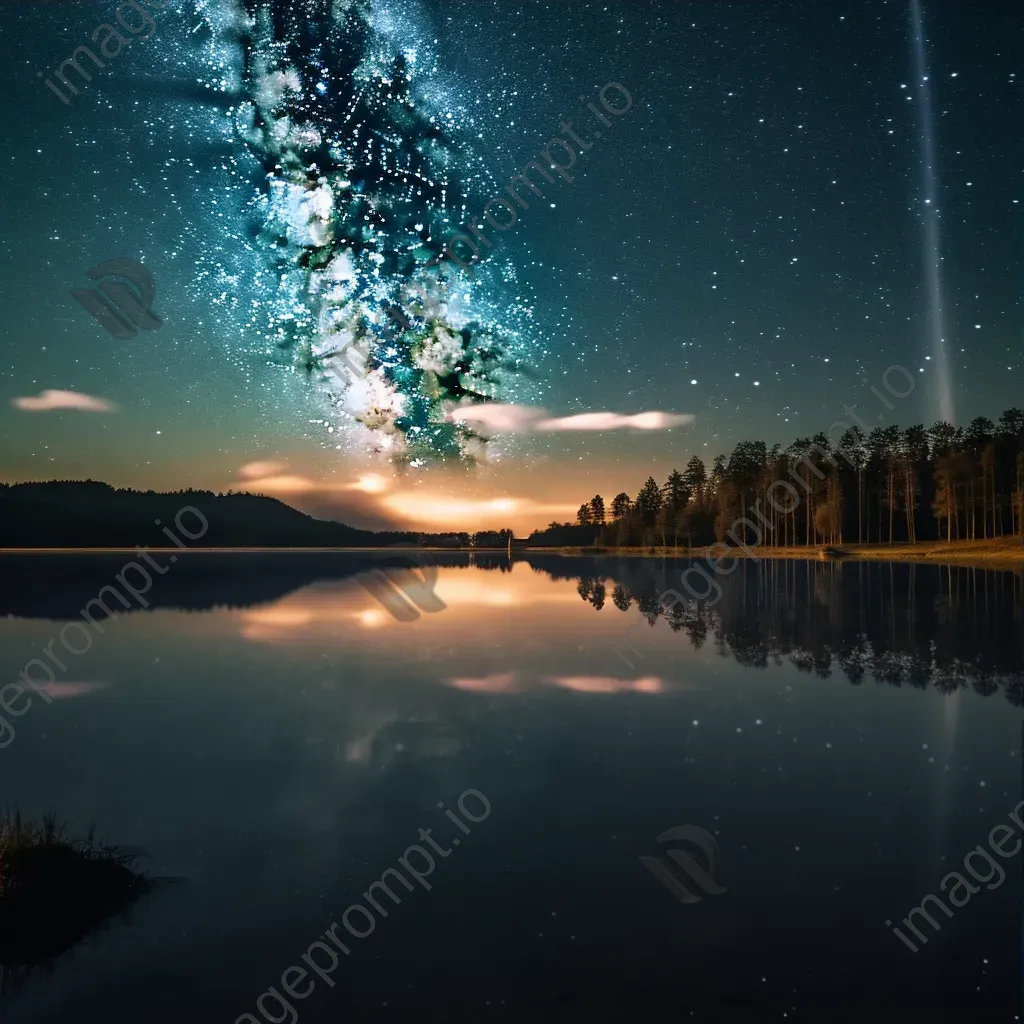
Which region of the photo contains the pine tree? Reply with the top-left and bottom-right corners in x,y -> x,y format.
656,501 -> 675,547
589,495 -> 606,525
635,477 -> 663,525
611,492 -> 632,521
682,455 -> 707,505
661,469 -> 689,512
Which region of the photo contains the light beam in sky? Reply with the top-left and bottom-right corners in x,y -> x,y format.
909,0 -> 955,424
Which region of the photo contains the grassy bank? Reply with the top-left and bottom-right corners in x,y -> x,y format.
530,537 -> 1024,569
0,812 -> 153,989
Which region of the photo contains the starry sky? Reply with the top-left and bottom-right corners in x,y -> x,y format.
0,0 -> 1020,534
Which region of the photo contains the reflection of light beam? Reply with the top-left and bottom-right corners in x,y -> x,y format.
909,0 -> 954,424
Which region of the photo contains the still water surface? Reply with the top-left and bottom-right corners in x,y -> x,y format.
1,553 -> 1021,1022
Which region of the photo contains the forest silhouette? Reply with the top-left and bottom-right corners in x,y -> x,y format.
532,408 -> 1024,549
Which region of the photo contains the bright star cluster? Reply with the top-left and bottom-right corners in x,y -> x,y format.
189,0 -> 544,466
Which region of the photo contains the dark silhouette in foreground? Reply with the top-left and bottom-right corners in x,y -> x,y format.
0,812 -> 154,996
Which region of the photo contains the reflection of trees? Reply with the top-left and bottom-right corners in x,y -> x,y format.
471,553 -> 513,573
528,555 -> 1024,706
576,577 -> 606,611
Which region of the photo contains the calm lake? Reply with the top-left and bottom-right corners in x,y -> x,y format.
1,553 -> 1022,1022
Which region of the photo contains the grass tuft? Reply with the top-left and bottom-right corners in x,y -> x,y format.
0,810 -> 154,989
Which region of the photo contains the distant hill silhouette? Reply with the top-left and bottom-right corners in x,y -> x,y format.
0,481 -> 422,549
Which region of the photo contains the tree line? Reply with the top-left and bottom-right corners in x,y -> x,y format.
530,408 -> 1024,548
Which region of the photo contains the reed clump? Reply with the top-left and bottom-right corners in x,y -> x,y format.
0,811 -> 153,973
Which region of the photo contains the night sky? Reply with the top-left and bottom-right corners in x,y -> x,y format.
0,0 -> 1019,534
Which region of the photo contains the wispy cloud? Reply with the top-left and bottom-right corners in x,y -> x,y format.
445,403 -> 694,434
238,460 -> 289,479
11,389 -> 115,412
538,411 -> 694,431
35,682 -> 108,700
232,463 -> 577,533
378,491 -> 578,529
232,464 -> 406,530
237,464 -> 389,495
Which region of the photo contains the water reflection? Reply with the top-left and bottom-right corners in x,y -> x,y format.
2,553 -> 1021,703
0,553 -> 1021,1021
555,556 -> 1024,705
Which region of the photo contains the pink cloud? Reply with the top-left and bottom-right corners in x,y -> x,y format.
445,404 -> 544,433
238,460 -> 289,479
447,672 -> 519,693
445,403 -> 693,434
12,390 -> 115,412
537,411 -> 694,431
231,470 -> 405,531
239,473 -> 321,494
36,682 -> 107,700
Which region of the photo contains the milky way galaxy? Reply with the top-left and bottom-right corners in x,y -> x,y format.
2,0 -> 1019,507
192,0 -> 544,467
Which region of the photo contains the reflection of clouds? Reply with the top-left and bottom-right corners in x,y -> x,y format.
344,732 -> 377,762
238,607 -> 315,641
448,672 -> 518,693
343,716 -> 463,770
548,675 -> 664,694
37,682 -> 107,700
355,608 -> 388,628
236,571 -> 578,645
239,600 -> 397,641
446,673 -> 665,695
